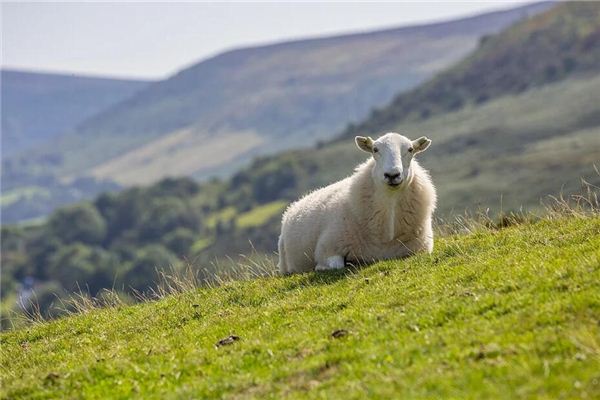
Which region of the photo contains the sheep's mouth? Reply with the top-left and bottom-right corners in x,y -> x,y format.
387,181 -> 402,188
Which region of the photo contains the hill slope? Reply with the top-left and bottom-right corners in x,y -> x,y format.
234,74 -> 600,220
2,215 -> 599,398
204,1 -> 600,255
2,2 -> 598,308
1,69 -> 150,155
0,70 -> 150,223
29,2 -> 551,185
343,1 -> 600,137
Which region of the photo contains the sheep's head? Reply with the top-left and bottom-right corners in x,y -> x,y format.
355,132 -> 431,189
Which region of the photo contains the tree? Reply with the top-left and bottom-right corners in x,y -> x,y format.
137,197 -> 200,242
47,244 -> 97,290
124,245 -> 178,292
149,177 -> 200,198
162,228 -> 196,256
95,188 -> 145,244
48,203 -> 107,245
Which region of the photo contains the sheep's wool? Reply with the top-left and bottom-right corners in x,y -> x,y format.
278,133 -> 437,274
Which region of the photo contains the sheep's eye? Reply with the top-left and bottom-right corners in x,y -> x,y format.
408,147 -> 414,153
373,147 -> 379,153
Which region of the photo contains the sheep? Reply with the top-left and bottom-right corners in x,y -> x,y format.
277,132 -> 436,274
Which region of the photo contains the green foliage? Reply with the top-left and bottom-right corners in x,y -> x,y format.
23,280 -> 66,320
45,244 -> 118,295
162,228 -> 196,256
237,201 -> 287,229
48,244 -> 98,291
124,245 -> 178,292
205,206 -> 237,229
1,178 -> 207,320
1,216 -> 599,398
136,197 -> 200,242
47,203 -> 107,245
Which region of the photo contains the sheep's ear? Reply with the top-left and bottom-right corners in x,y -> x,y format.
411,136 -> 431,154
355,136 -> 374,153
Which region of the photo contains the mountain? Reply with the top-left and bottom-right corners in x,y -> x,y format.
1,70 -> 151,155
342,1 -> 600,137
26,2 -> 552,186
1,70 -> 151,223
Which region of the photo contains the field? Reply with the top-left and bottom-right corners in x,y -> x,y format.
2,214 -> 599,399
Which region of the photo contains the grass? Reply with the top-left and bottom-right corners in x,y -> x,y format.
205,206 -> 237,229
1,213 -> 599,399
0,186 -> 50,207
237,201 -> 287,229
190,237 -> 214,254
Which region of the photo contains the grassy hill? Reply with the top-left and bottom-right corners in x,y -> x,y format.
2,2 -> 599,322
24,2 -> 550,186
208,1 -> 600,254
2,214 -> 599,398
343,1 -> 600,137
239,74 -> 600,218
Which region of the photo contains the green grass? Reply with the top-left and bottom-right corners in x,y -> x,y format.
2,215 -> 599,399
237,201 -> 287,229
205,206 -> 237,229
0,186 -> 50,207
190,236 -> 214,254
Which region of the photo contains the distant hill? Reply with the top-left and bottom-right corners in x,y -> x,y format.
343,1 -> 600,137
25,2 -> 551,186
1,70 -> 150,223
1,70 -> 151,155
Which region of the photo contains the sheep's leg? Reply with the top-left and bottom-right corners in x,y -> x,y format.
315,255 -> 345,271
277,235 -> 288,274
314,231 -> 346,271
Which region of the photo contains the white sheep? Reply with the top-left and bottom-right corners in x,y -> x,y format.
278,132 -> 436,274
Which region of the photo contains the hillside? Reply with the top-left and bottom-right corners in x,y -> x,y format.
1,69 -> 150,155
1,70 -> 151,223
231,74 -> 600,222
2,215 -> 599,398
207,1 -> 600,254
25,2 -> 551,186
3,1 -> 599,320
343,1 -> 600,137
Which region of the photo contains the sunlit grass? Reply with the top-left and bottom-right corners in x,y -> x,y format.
1,214 -> 599,399
0,186 -> 50,207
237,200 -> 287,229
205,206 -> 237,229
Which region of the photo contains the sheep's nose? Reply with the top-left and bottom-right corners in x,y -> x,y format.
384,172 -> 401,181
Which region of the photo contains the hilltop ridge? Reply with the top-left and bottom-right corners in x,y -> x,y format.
23,2 -> 552,185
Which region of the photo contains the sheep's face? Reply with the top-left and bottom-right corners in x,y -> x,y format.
355,132 -> 431,190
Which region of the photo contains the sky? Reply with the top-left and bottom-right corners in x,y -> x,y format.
2,1 -> 529,80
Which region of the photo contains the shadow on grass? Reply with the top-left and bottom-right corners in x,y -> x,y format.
279,263 -> 376,291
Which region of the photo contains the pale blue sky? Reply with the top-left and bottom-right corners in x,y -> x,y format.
2,1 -> 527,80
